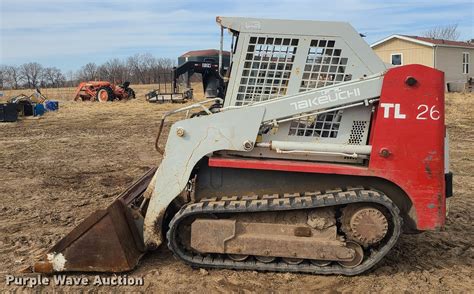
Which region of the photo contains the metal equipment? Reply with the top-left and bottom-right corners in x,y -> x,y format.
146,50 -> 230,103
31,16 -> 453,276
74,81 -> 135,102
0,103 -> 17,122
145,70 -> 193,104
177,49 -> 230,98
7,89 -> 51,118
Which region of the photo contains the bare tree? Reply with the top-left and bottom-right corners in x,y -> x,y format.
423,24 -> 460,40
0,66 -> 5,89
156,57 -> 175,70
65,70 -> 76,87
43,67 -> 55,86
98,58 -> 128,83
142,53 -> 154,84
1,65 -> 22,89
21,62 -> 43,88
79,62 -> 99,81
125,54 -> 175,84
127,54 -> 148,84
43,67 -> 66,87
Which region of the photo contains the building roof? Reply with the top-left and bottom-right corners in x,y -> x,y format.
371,34 -> 474,49
180,49 -> 231,58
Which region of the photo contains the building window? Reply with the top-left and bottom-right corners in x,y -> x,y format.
463,52 -> 469,74
391,53 -> 403,66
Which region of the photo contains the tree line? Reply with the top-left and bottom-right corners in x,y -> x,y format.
0,53 -> 175,90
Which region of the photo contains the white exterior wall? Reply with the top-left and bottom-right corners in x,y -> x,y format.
435,46 -> 474,83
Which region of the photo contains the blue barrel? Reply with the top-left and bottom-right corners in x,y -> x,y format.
45,100 -> 59,111
34,103 -> 45,116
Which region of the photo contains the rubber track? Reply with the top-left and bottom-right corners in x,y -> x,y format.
167,187 -> 402,275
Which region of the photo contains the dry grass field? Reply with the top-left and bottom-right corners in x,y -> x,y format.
0,85 -> 472,292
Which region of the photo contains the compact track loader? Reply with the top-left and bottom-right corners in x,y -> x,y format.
32,17 -> 452,275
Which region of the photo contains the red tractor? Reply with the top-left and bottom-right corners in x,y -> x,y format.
73,81 -> 135,102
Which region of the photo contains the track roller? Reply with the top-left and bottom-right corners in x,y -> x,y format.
337,241 -> 364,268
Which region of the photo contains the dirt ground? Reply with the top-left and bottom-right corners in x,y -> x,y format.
0,86 -> 472,293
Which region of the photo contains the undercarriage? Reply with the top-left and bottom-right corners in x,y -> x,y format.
167,187 -> 401,275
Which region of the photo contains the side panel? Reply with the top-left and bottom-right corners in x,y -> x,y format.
210,64 -> 446,230
369,64 -> 445,229
435,46 -> 473,83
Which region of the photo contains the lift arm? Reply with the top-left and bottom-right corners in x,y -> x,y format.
247,73 -> 382,123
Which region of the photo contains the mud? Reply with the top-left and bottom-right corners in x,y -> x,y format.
0,89 -> 472,292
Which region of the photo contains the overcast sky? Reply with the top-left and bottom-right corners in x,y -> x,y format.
1,0 -> 473,71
